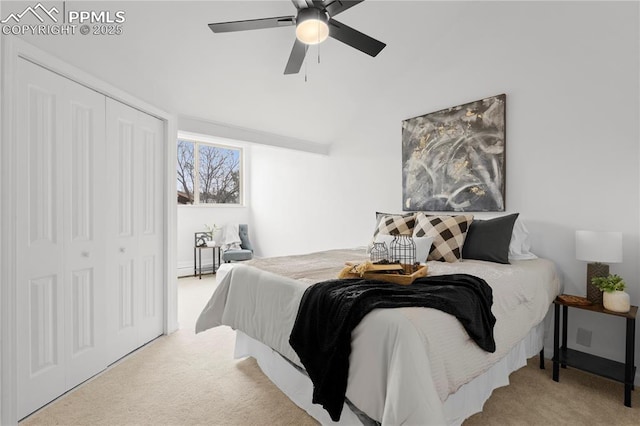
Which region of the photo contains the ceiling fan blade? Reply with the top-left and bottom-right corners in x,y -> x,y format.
284,39 -> 308,75
328,18 -> 386,57
208,16 -> 295,33
314,1 -> 364,17
291,0 -> 312,9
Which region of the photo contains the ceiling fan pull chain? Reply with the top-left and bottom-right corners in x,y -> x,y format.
317,20 -> 321,64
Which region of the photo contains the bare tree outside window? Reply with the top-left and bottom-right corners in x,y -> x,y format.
177,140 -> 194,204
198,145 -> 240,204
176,139 -> 242,205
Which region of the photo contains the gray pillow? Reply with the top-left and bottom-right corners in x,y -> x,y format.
462,213 -> 519,264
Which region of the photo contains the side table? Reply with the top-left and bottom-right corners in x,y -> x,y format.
193,245 -> 221,279
552,296 -> 637,407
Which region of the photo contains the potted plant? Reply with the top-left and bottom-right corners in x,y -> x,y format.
591,274 -> 630,313
204,223 -> 220,247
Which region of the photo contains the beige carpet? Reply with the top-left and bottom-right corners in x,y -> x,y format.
21,275 -> 639,425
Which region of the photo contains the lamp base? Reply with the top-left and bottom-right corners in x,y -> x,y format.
586,263 -> 608,305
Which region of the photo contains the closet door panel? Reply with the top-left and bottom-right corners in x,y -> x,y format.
106,99 -> 164,362
105,100 -> 140,362
17,59 -> 108,419
27,87 -> 59,248
16,59 -> 66,419
62,82 -> 106,389
136,113 -> 164,344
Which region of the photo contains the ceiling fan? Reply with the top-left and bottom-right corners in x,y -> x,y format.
208,0 -> 386,75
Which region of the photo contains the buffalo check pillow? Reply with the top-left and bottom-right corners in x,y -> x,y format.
413,212 -> 474,262
368,212 -> 416,253
373,212 -> 416,238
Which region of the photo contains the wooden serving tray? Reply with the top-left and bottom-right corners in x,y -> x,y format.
342,263 -> 428,285
344,262 -> 404,273
364,265 -> 428,285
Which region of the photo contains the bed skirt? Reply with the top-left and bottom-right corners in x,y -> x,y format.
234,319 -> 545,426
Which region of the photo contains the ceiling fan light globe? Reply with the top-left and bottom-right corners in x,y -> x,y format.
295,8 -> 329,45
296,20 -> 329,44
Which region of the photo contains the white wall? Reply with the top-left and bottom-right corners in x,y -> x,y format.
247,1 -> 639,370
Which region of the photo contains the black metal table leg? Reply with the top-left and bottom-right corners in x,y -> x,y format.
199,248 -> 202,279
625,316 -> 636,407
194,247 -> 196,276
553,303 -> 560,381
561,305 -> 568,368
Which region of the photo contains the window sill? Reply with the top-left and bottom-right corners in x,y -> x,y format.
177,204 -> 247,209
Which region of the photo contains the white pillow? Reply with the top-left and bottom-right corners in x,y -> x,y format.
508,218 -> 538,260
374,234 -> 434,264
223,223 -> 242,252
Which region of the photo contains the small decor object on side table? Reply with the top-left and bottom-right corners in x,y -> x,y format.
556,294 -> 592,306
591,274 -> 631,313
195,232 -> 209,248
205,223 -> 220,244
575,230 -> 623,304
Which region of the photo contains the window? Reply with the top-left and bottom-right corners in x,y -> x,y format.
177,139 -> 242,205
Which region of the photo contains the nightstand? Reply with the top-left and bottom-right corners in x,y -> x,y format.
552,297 -> 637,407
194,245 -> 221,279
193,232 -> 221,279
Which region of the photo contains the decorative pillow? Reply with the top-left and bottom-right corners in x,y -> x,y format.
462,213 -> 519,264
509,218 -> 538,260
373,212 -> 416,238
413,212 -> 474,262
367,212 -> 416,254
374,234 -> 435,264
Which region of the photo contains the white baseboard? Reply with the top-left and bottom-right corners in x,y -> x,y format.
177,260 -> 192,277
177,260 -> 218,277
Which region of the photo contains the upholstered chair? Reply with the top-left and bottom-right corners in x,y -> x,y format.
222,224 -> 254,262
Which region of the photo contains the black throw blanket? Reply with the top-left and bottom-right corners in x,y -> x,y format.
288,273 -> 496,422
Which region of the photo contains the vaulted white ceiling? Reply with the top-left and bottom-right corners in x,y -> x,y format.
5,1 -> 468,144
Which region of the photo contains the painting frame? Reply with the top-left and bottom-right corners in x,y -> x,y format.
401,94 -> 506,212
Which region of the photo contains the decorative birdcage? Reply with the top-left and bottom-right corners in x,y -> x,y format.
370,242 -> 389,262
389,235 -> 416,265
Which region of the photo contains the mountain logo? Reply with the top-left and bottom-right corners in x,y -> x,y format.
1,2 -> 59,24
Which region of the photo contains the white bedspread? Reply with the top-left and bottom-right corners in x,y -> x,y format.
196,251 -> 560,425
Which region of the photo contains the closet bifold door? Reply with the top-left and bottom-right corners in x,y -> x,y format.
105,98 -> 164,364
16,58 -> 107,419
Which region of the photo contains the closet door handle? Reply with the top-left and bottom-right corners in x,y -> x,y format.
119,247 -> 126,253
81,251 -> 89,258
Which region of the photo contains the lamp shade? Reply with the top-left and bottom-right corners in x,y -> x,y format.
575,230 -> 622,263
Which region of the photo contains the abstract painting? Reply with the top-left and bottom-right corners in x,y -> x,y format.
402,94 -> 506,212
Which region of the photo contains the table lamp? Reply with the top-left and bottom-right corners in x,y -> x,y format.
575,230 -> 623,304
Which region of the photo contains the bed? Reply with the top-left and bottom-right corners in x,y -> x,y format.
196,247 -> 560,425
